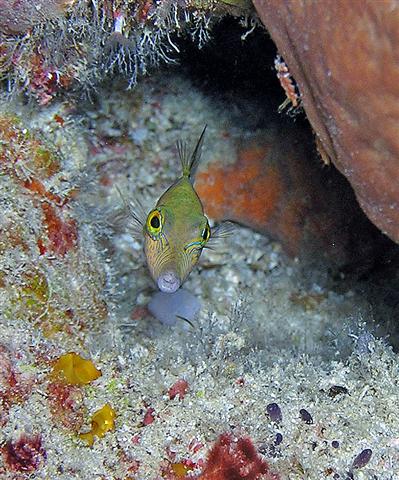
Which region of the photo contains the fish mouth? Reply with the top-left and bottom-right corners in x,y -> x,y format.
157,271 -> 181,293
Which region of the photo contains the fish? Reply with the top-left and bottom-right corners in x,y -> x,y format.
144,126 -> 211,293
123,126 -> 232,294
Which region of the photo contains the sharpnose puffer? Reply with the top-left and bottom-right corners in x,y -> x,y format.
143,127 -> 211,293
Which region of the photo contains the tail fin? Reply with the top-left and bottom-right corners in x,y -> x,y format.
177,125 -> 207,184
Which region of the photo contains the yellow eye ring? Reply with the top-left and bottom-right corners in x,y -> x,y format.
146,210 -> 162,236
201,224 -> 211,242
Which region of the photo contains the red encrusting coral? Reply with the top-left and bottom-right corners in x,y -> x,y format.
0,0 -> 70,35
47,381 -> 85,432
168,379 -> 189,400
41,203 -> 78,256
23,178 -> 64,205
2,434 -> 46,473
119,449 -> 141,476
28,53 -> 73,105
37,237 -> 47,255
189,438 -> 204,454
142,407 -> 156,426
0,115 -> 62,183
0,345 -> 34,426
0,115 -> 79,255
198,434 -> 279,480
0,115 -> 77,256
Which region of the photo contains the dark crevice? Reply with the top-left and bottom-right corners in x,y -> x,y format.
170,16 -> 399,348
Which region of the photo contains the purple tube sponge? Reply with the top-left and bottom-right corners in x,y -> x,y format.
148,288 -> 200,326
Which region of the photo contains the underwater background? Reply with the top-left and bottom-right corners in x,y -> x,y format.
1,1 -> 399,479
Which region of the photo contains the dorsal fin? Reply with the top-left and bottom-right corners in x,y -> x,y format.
177,125 -> 207,184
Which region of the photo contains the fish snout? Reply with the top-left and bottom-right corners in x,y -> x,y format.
157,271 -> 181,293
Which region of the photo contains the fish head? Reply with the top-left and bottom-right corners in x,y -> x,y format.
143,205 -> 211,293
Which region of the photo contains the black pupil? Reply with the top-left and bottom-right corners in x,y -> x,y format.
202,227 -> 209,240
150,214 -> 160,229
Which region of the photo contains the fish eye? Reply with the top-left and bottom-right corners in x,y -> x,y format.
201,223 -> 211,242
150,215 -> 160,229
147,210 -> 162,236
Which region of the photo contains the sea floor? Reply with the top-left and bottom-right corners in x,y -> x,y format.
0,71 -> 398,479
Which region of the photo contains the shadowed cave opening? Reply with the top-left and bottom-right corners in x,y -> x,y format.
172,16 -> 399,348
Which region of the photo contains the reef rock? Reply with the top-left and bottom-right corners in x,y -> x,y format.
254,0 -> 399,244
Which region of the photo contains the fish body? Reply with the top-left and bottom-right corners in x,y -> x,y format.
143,127 -> 210,293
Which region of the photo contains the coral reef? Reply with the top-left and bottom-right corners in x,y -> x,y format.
0,0 -> 252,100
0,104 -> 108,343
0,60 -> 398,480
253,0 -> 399,244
